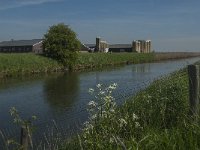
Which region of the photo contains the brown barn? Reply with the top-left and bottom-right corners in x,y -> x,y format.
0,39 -> 43,53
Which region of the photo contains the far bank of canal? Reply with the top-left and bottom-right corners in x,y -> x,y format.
0,57 -> 200,145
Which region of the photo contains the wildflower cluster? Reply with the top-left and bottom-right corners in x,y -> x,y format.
82,83 -> 118,138
80,82 -> 144,149
87,83 -> 118,120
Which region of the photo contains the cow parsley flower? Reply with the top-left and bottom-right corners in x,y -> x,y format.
135,122 -> 140,128
88,101 -> 97,107
88,88 -> 94,94
119,118 -> 127,127
132,113 -> 139,121
96,84 -> 102,88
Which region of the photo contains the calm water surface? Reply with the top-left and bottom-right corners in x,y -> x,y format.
0,57 -> 200,140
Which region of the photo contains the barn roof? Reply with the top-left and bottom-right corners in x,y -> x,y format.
0,39 -> 43,47
85,44 -> 96,48
109,44 -> 132,49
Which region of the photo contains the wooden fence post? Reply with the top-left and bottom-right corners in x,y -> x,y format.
20,127 -> 28,150
188,65 -> 200,117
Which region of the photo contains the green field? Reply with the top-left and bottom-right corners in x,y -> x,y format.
61,62 -> 200,150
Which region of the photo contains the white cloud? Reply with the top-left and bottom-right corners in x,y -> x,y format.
0,0 -> 63,10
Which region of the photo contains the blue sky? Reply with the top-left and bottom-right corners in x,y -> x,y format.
0,0 -> 200,52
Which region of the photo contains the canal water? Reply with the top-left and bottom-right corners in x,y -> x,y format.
0,57 -> 200,146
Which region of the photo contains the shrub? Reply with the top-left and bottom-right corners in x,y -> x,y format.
43,23 -> 81,70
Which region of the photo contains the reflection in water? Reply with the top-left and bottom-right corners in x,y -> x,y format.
132,64 -> 150,73
43,72 -> 80,110
0,75 -> 45,91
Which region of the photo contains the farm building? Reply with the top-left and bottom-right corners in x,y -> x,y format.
85,37 -> 152,53
132,40 -> 151,53
95,37 -> 109,52
109,44 -> 133,52
0,39 -> 43,53
81,44 -> 96,52
110,40 -> 152,53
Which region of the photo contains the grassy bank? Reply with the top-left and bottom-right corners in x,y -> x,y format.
0,53 -> 155,77
75,53 -> 155,70
61,62 -> 200,149
0,53 -> 62,77
154,52 -> 200,61
0,52 -> 200,78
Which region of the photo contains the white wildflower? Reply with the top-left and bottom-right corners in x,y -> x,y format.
109,137 -> 114,144
110,108 -> 115,113
88,101 -> 97,107
113,83 -> 117,87
104,96 -> 112,103
119,118 -> 127,127
99,91 -> 105,95
108,83 -> 117,90
84,121 -> 94,131
88,88 -> 94,94
96,84 -> 102,88
101,111 -> 107,118
91,114 -> 97,120
132,113 -> 139,121
135,122 -> 140,128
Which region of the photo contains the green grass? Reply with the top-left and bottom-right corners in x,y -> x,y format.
0,53 -> 62,77
60,62 -> 200,150
75,53 -> 155,69
0,52 -> 199,77
0,53 -> 155,77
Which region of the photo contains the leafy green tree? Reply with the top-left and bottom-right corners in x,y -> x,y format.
43,23 -> 81,70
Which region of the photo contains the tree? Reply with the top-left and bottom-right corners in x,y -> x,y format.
43,23 -> 81,70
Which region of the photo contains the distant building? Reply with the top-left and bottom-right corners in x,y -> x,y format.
0,39 -> 43,54
109,44 -> 132,52
95,37 -> 109,52
80,44 -> 96,52
132,40 -> 151,53
95,37 -> 151,53
81,38 -> 152,53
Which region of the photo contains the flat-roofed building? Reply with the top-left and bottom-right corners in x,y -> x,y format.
0,39 -> 43,53
109,44 -> 132,52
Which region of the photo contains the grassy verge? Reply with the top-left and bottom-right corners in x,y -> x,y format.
61,62 -> 200,150
75,53 -> 155,70
0,53 -> 62,78
0,53 -> 155,77
0,52 -> 200,78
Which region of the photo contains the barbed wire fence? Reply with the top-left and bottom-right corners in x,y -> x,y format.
0,65 -> 199,150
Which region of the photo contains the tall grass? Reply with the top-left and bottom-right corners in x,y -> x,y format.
0,53 -> 62,77
0,53 -> 155,77
1,52 -> 200,77
61,64 -> 200,150
75,53 -> 155,70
